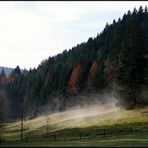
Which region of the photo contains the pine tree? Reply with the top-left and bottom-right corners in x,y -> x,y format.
145,6 -> 148,13
116,14 -> 144,108
94,62 -> 107,91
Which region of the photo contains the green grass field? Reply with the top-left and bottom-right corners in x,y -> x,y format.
0,105 -> 148,147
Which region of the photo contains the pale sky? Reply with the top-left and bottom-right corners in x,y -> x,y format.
0,1 -> 148,69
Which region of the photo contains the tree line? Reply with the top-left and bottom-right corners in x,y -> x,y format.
0,6 -> 148,122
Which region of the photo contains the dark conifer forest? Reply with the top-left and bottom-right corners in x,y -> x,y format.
0,6 -> 148,122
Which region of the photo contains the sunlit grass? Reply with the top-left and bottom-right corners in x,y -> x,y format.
0,106 -> 148,146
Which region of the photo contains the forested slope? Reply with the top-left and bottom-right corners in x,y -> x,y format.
0,6 -> 148,121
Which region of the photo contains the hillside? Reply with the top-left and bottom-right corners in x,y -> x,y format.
0,7 -> 148,121
0,106 -> 148,147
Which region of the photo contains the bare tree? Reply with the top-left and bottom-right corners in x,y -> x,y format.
19,95 -> 36,142
20,96 -> 24,141
20,103 -> 24,141
20,95 -> 28,141
46,115 -> 50,137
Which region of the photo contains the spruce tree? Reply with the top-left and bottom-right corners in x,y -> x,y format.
116,13 -> 144,108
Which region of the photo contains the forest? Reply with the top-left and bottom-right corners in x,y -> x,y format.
0,6 -> 148,123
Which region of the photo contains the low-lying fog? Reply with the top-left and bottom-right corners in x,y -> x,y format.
26,92 -> 124,131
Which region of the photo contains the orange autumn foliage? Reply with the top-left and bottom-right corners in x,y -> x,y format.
67,64 -> 82,95
86,60 -> 99,88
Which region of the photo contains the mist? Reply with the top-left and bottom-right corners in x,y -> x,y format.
29,89 -> 124,129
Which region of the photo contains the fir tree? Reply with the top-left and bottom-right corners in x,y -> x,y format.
116,14 -> 144,108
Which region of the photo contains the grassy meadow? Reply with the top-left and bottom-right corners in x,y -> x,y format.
0,105 -> 148,147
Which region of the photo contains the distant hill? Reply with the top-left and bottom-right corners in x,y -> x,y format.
0,66 -> 13,76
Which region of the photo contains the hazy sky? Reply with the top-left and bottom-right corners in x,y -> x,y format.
0,1 -> 148,69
